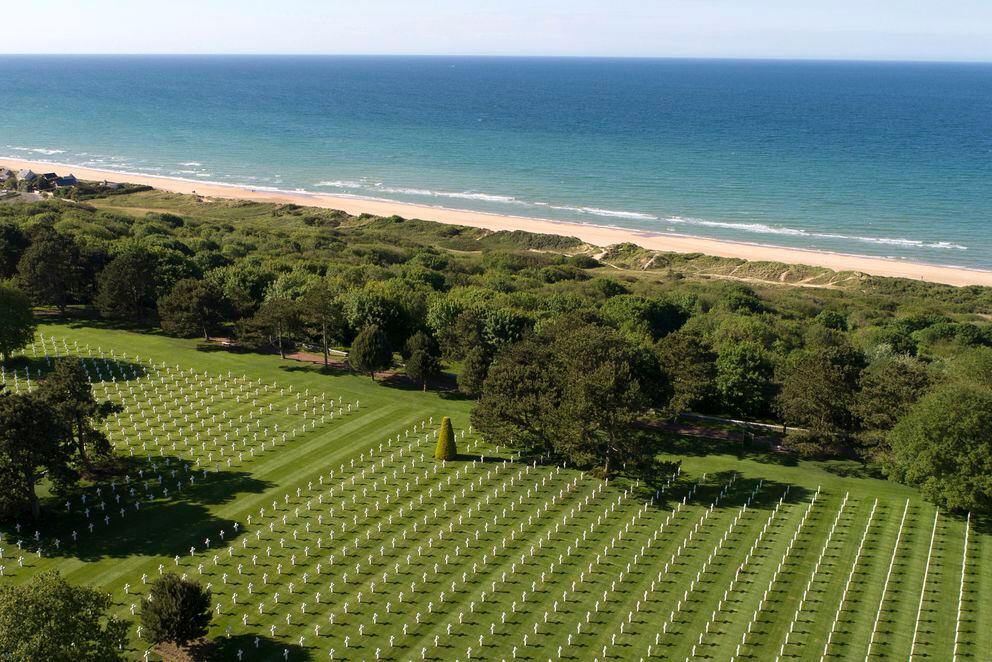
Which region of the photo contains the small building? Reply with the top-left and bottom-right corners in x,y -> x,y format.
18,169 -> 37,181
55,174 -> 78,187
0,168 -> 14,182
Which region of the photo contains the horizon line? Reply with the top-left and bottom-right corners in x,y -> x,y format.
1,53 -> 991,65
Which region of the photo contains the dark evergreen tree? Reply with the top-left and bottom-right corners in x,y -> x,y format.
0,281 -> 35,364
140,573 -> 212,648
349,324 -> 392,380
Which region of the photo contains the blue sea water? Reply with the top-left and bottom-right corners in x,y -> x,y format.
1,55 -> 990,269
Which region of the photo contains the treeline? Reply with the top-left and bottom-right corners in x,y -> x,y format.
1,197 -> 991,512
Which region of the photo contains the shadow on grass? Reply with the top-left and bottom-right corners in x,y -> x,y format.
4,355 -> 149,384
4,458 -> 276,561
658,433 -> 799,466
207,634 -> 312,661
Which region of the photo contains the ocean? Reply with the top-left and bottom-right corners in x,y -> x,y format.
1,55 -> 990,269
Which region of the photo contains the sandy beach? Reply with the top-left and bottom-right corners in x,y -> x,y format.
4,157 -> 991,288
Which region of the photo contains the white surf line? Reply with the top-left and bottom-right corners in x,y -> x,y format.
909,509 -> 940,661
820,497 -> 878,661
864,498 -> 910,660
952,512 -> 971,662
776,492 -> 850,661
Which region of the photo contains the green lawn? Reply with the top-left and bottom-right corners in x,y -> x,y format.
1,322 -> 989,661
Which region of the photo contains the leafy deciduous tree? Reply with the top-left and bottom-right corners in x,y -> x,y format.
0,570 -> 127,660
0,390 -> 75,519
886,385 -> 992,513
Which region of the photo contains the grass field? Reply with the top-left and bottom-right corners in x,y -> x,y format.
1,321 -> 989,661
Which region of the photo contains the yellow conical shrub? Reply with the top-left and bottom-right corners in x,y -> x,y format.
434,416 -> 457,461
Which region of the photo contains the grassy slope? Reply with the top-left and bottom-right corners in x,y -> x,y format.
0,323 -> 988,661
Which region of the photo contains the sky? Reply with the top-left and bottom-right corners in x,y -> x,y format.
4,0 -> 992,62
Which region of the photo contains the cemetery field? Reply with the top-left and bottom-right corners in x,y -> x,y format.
1,322 -> 990,661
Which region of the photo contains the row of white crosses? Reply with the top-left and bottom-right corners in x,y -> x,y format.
694,485 -> 805,662
864,498 -> 911,659
322,462 -> 574,658
556,472 -> 732,661
297,446 -> 567,655
545,472 -> 704,660
0,363 -> 34,393
776,491 -> 851,660
119,420 -> 484,654
909,508 -> 941,661
1,334 -> 352,573
953,512 -> 972,661
126,422 -> 447,653
402,466 -> 603,659
733,486 -> 823,661
490,469 -> 686,661
655,478 -> 766,661
819,497 -> 879,661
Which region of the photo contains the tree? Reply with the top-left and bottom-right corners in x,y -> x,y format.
655,329 -> 716,418
349,324 -> 392,380
37,358 -> 118,472
252,298 -> 303,359
0,390 -> 75,519
404,331 -> 441,391
549,323 -> 666,476
140,573 -> 212,648
158,278 -> 228,340
434,416 -> 457,460
94,248 -> 159,320
886,385 -> 992,513
17,229 -> 83,315
473,321 -> 667,475
599,294 -> 688,342
457,346 -> 491,397
472,338 -> 561,458
0,222 -> 28,278
775,345 -> 865,443
715,342 -> 774,418
853,356 -> 932,456
301,283 -> 345,367
0,570 -> 127,660
0,281 -> 35,364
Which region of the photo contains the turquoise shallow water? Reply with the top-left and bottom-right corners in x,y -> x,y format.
1,56 -> 990,269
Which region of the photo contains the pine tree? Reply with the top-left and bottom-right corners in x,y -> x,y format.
434,416 -> 457,461
349,324 -> 392,380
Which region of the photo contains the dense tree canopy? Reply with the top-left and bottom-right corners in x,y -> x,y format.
17,228 -> 83,314
0,571 -> 127,660
0,280 -> 35,364
94,248 -> 159,320
0,389 -> 75,519
473,321 -> 667,475
886,385 -> 992,512
158,278 -> 229,340
37,358 -> 119,472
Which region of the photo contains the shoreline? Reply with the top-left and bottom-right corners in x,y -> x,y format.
4,156 -> 991,287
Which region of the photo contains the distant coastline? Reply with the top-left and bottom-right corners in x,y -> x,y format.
4,156 -> 992,288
